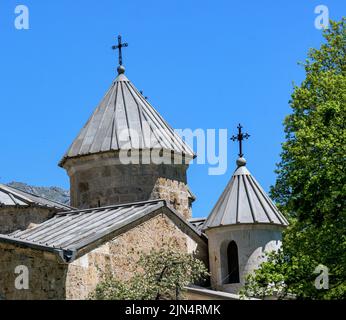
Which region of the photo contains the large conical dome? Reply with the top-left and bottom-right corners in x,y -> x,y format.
59,70 -> 194,167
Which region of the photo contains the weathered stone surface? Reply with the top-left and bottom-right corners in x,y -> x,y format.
66,214 -> 207,300
0,243 -> 67,300
0,207 -> 56,234
0,214 -> 207,300
64,153 -> 193,219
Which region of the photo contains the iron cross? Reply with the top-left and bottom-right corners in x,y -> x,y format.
112,35 -> 128,66
231,124 -> 250,158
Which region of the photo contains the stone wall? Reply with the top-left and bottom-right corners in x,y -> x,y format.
0,213 -> 207,300
64,154 -> 193,219
0,243 -> 67,300
0,207 -> 56,234
66,214 -> 207,300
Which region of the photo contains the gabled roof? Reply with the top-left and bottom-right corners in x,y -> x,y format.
0,200 -> 206,263
203,159 -> 289,229
0,184 -> 72,211
59,70 -> 195,167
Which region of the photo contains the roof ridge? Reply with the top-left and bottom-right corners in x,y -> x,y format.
56,199 -> 166,216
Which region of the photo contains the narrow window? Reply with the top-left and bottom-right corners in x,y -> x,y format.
227,241 -> 240,283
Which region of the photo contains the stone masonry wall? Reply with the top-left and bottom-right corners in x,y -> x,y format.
65,214 -> 207,300
0,207 -> 56,234
68,160 -> 193,219
0,243 -> 67,300
0,213 -> 207,300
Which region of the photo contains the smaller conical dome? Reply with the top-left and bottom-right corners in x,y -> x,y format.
203,160 -> 289,229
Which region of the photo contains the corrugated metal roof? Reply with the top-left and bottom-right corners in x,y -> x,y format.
0,200 -> 204,260
59,72 -> 195,166
203,162 -> 289,229
6,200 -> 164,251
0,184 -> 72,211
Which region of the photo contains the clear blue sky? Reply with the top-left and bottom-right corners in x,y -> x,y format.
0,1 -> 344,217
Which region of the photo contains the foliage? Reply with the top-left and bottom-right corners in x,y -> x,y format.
89,248 -> 209,300
242,19 -> 346,300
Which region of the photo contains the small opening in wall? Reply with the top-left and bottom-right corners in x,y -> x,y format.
98,200 -> 101,207
226,241 -> 240,284
188,197 -> 193,209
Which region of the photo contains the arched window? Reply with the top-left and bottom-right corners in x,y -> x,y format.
227,241 -> 240,284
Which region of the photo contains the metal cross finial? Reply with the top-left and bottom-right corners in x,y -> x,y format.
112,35 -> 128,66
231,124 -> 250,158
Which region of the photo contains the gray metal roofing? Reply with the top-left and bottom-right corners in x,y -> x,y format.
0,184 -> 72,210
1,200 -> 203,257
203,165 -> 289,229
60,72 -> 195,166
5,200 -> 164,252
189,217 -> 206,232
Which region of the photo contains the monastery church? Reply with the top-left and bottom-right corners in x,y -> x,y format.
0,37 -> 288,300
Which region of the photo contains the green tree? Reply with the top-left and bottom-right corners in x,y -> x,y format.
89,248 -> 209,300
242,19 -> 346,300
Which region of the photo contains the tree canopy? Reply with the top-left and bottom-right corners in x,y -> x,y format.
242,18 -> 346,300
89,248 -> 209,300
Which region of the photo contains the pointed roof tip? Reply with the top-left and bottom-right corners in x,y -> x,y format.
114,72 -> 129,82
233,165 -> 251,176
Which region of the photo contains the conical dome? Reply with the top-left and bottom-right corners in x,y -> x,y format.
203,160 -> 289,229
59,71 -> 194,167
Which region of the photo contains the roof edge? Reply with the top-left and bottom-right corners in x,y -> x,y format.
203,221 -> 288,231
0,234 -> 74,263
59,148 -> 196,168
56,199 -> 166,216
161,206 -> 208,242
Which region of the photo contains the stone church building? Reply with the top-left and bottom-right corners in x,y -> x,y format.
0,47 -> 288,300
